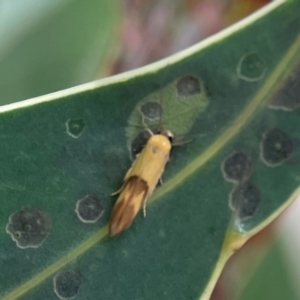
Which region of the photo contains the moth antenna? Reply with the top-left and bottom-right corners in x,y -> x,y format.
156,63 -> 172,133
138,106 -> 154,136
172,137 -> 193,146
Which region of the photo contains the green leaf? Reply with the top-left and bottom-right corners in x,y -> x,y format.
0,0 -> 120,105
238,240 -> 298,300
1,0 -> 300,299
126,76 -> 209,153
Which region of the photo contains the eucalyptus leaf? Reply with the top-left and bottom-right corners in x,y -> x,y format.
0,0 -> 300,300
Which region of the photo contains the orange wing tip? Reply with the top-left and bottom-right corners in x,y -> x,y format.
109,224 -> 121,237
109,221 -> 131,237
109,215 -> 133,237
109,203 -> 135,237
109,176 -> 149,237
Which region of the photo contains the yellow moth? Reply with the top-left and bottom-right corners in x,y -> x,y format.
109,130 -> 174,237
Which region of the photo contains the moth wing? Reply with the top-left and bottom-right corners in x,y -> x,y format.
128,141 -> 170,193
122,149 -> 146,182
109,176 -> 149,237
112,152 -> 140,196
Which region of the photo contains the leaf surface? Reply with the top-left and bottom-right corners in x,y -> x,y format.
0,1 -> 300,299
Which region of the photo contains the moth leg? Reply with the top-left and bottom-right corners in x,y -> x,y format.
111,189 -> 122,196
142,198 -> 148,218
159,177 -> 163,186
111,184 -> 125,196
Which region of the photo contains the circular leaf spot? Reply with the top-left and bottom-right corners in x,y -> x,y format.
176,75 -> 201,97
237,53 -> 267,82
66,119 -> 85,138
230,182 -> 261,220
54,270 -> 82,299
6,208 -> 50,249
140,102 -> 162,120
260,128 -> 293,166
268,66 -> 300,111
75,195 -> 104,223
222,151 -> 252,183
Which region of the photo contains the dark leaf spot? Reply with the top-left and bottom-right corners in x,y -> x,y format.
261,128 -> 293,166
230,182 -> 261,220
131,130 -> 154,159
75,195 -> 104,223
176,75 -> 201,97
269,64 -> 300,110
6,208 -> 50,249
140,102 -> 162,120
54,269 -> 82,299
222,151 -> 252,183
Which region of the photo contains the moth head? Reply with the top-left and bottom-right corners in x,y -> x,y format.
160,130 -> 174,144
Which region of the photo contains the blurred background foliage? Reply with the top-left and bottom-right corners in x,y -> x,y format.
0,0 -> 120,105
1,0 -> 271,105
2,0 -> 300,299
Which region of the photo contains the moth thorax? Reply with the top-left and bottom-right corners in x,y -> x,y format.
149,134 -> 172,152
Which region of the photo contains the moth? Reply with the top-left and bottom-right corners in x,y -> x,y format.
109,129 -> 174,237
109,76 -> 205,237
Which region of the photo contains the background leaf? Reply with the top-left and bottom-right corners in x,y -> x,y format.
0,1 -> 300,300
238,239 -> 298,300
0,0 -> 120,105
